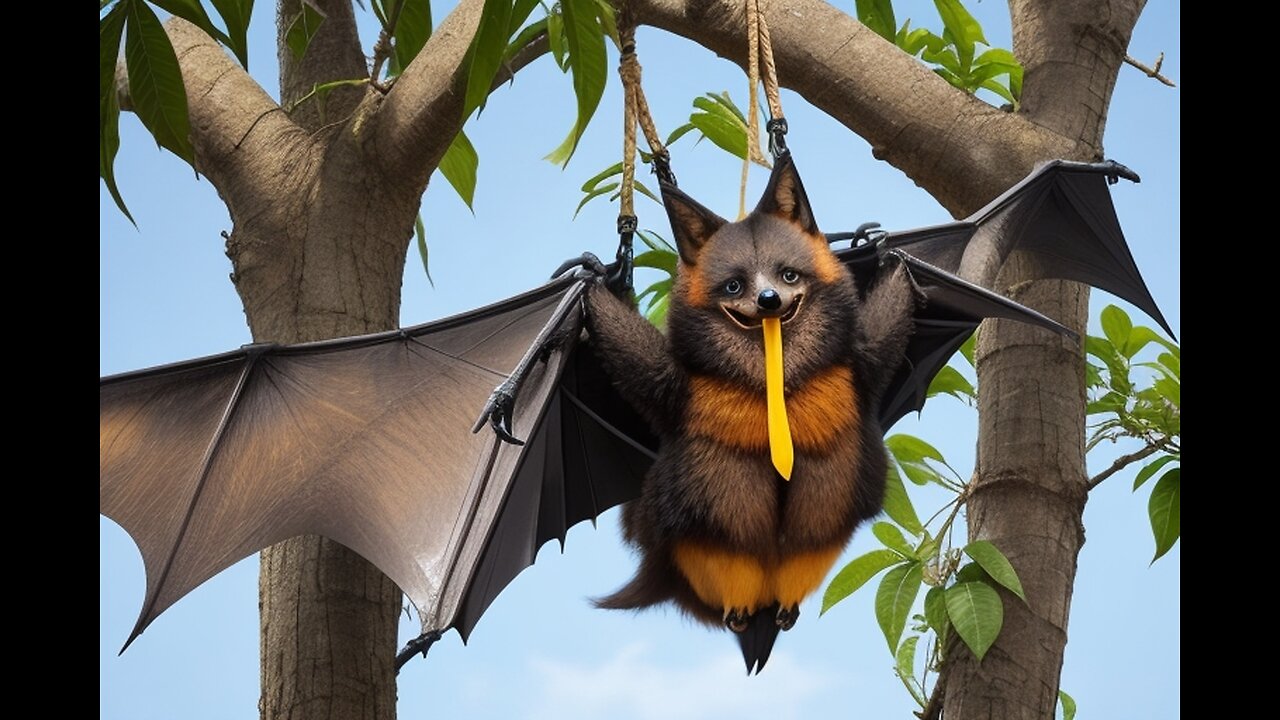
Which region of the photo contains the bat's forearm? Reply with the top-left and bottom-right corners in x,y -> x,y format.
584,284 -> 682,430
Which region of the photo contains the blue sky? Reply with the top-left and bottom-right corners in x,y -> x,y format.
100,1 -> 1179,717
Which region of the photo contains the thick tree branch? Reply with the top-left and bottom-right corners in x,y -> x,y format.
277,0 -> 370,131
373,0 -> 488,188
1010,0 -> 1147,150
628,0 -> 1075,214
161,18 -> 313,214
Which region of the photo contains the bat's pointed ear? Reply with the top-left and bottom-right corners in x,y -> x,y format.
755,154 -> 819,235
661,182 -> 728,265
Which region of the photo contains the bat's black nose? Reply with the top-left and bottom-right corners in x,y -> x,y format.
757,289 -> 782,311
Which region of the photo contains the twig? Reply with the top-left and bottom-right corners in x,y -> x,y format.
1124,52 -> 1176,87
917,663 -> 947,720
490,32 -> 550,92
1086,444 -> 1161,490
370,0 -> 411,88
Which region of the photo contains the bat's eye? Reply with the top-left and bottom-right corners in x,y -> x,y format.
780,268 -> 801,284
723,279 -> 744,296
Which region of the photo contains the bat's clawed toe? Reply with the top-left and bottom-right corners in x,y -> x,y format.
775,605 -> 799,631
724,608 -> 751,633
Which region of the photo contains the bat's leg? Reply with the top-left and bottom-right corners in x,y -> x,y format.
771,544 -> 844,629
672,541 -> 770,632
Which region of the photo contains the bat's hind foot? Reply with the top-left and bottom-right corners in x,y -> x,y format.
724,608 -> 751,633
775,605 -> 799,631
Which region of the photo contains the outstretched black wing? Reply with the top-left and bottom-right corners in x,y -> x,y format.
100,274 -> 655,654
833,160 -> 1169,429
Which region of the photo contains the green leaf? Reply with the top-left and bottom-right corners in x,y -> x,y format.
285,0 -> 326,60
1084,362 -> 1103,390
635,277 -> 672,306
463,0 -> 513,118
1157,351 -> 1179,379
693,94 -> 745,127
508,0 -> 540,35
637,229 -> 674,253
101,2 -> 133,224
579,161 -> 623,192
894,636 -> 926,707
1058,690 -> 1077,720
645,292 -> 669,328
125,0 -> 194,163
546,8 -> 566,69
1100,305 -> 1133,351
414,214 -> 434,287
688,111 -> 749,161
634,249 -> 677,275
875,520 -> 916,556
926,365 -> 974,401
959,332 -> 977,366
932,0 -> 986,68
874,521 -> 916,557
922,45 -> 963,78
875,562 -> 923,651
855,0 -> 897,42
923,586 -> 949,637
1154,376 -> 1180,407
392,0 -> 434,75
963,540 -> 1026,601
954,562 -> 990,585
1148,468 -> 1180,562
503,16 -> 546,67
881,462 -> 923,535
708,91 -> 749,124
151,0 -> 233,47
210,0 -> 253,66
822,549 -> 904,614
573,182 -> 619,217
634,180 -> 660,205
944,581 -> 1003,660
438,130 -> 478,209
545,0 -> 607,166
974,47 -> 1018,67
886,434 -> 946,464
592,0 -> 619,47
665,122 -> 697,147
978,78 -> 1016,106
1133,454 -> 1176,490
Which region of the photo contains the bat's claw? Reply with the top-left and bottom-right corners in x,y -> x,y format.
724,608 -> 751,633
775,605 -> 799,631
474,383 -> 525,446
551,252 -> 609,280
851,221 -> 886,247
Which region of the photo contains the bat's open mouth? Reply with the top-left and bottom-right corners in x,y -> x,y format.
722,295 -> 804,330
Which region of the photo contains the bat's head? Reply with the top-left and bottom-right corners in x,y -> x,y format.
661,155 -> 859,385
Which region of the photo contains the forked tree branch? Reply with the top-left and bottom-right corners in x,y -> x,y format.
160,19 -> 314,213
1124,52 -> 1176,87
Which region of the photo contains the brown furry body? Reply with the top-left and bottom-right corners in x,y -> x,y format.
585,157 -> 914,634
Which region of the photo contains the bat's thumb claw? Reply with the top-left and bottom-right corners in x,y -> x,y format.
551,252 -> 608,280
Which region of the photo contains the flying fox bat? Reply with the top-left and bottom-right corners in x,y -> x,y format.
99,156 -> 1168,675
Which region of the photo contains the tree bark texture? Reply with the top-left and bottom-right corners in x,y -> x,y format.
148,0 -> 1154,717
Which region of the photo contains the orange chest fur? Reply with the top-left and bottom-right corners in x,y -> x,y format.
685,365 -> 860,454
